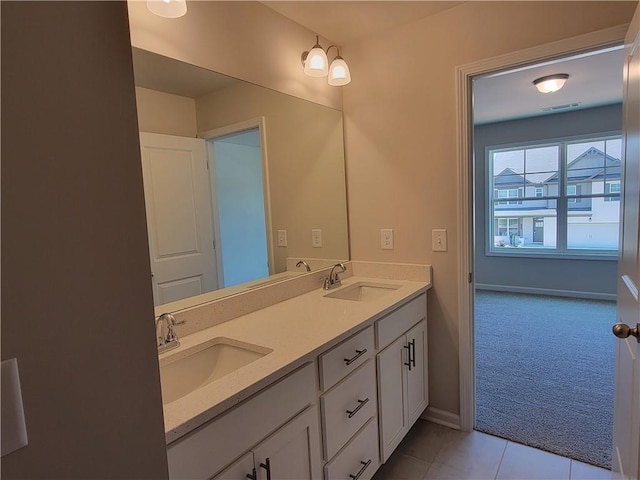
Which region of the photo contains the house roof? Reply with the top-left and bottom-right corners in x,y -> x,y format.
493,167 -> 530,187
546,146 -> 621,183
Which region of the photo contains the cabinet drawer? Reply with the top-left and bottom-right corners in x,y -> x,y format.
167,362 -> 315,480
324,417 -> 379,480
319,326 -> 374,391
376,294 -> 426,350
321,360 -> 377,460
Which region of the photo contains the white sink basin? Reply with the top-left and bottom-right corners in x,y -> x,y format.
159,338 -> 273,405
323,282 -> 402,302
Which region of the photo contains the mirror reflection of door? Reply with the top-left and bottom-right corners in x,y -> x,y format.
209,127 -> 270,288
139,132 -> 218,306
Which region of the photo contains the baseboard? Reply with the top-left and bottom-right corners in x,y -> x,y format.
475,283 -> 617,302
422,407 -> 461,430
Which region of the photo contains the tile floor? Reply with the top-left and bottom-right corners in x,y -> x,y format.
372,421 -> 614,480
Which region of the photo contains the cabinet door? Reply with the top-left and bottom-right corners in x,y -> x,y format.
406,320 -> 429,426
212,452 -> 255,480
377,335 -> 408,463
253,406 -> 322,480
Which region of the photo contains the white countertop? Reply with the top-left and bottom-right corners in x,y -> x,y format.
161,276 -> 430,444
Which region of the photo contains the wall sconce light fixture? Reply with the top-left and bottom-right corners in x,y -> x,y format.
147,0 -> 187,18
533,74 -> 569,94
302,36 -> 351,86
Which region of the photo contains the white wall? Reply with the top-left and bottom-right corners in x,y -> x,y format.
1,2 -> 168,478
135,87 -> 197,137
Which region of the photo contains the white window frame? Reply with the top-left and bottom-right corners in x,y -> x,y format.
487,133 -> 621,258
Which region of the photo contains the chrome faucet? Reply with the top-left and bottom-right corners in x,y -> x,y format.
296,260 -> 311,272
155,313 -> 185,354
323,263 -> 347,290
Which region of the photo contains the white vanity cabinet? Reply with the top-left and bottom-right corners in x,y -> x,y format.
376,294 -> 428,463
167,363 -> 322,480
213,406 -> 322,480
318,326 -> 380,480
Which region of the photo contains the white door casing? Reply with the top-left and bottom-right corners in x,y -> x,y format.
455,24 -> 630,432
139,132 -> 217,306
613,10 -> 640,480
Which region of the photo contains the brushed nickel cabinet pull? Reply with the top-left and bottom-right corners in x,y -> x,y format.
349,460 -> 372,480
260,458 -> 271,480
346,398 -> 369,418
404,343 -> 412,371
344,349 -> 367,366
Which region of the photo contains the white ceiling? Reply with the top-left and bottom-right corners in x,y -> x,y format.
261,1 -> 464,46
473,47 -> 625,124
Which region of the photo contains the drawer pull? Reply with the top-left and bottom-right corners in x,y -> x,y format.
349,459 -> 372,480
410,339 -> 416,367
246,467 -> 257,480
344,349 -> 367,366
403,344 -> 412,371
346,398 -> 369,418
260,458 -> 271,480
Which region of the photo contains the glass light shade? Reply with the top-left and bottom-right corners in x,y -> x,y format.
328,57 -> 351,86
304,46 -> 328,77
533,74 -> 569,93
147,0 -> 187,18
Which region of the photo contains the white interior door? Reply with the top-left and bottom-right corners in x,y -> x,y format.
139,132 -> 217,306
612,11 -> 640,480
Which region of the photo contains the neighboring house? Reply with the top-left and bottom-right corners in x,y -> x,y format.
493,146 -> 621,249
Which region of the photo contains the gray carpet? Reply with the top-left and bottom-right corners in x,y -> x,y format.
474,290 -> 616,469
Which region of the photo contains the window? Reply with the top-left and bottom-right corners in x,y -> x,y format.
605,181 -> 621,201
488,135 -> 621,255
496,188 -> 522,205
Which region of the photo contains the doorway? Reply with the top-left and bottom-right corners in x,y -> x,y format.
469,47 -> 623,468
201,118 -> 274,289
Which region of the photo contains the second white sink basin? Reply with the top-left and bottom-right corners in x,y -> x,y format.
160,338 -> 273,405
323,281 -> 402,302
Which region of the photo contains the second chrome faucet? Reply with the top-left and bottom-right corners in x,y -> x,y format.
323,263 -> 347,290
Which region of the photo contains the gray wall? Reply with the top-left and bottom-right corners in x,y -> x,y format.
474,104 -> 622,298
1,2 -> 168,478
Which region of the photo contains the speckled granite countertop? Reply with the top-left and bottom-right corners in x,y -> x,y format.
161,275 -> 431,445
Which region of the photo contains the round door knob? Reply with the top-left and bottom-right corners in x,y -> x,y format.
612,323 -> 640,340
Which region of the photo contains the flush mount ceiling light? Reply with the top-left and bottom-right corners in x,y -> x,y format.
302,36 -> 351,86
147,0 -> 187,18
533,74 -> 569,93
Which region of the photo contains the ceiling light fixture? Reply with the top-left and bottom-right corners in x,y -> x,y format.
302,36 -> 351,86
146,0 -> 187,18
533,74 -> 569,94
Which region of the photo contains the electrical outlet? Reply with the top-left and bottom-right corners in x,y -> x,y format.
381,229 -> 394,250
277,230 -> 287,247
312,229 -> 322,247
432,229 -> 447,252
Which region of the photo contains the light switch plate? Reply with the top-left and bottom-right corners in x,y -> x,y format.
311,229 -> 322,248
277,230 -> 287,247
1,358 -> 28,457
381,229 -> 394,250
432,229 -> 447,252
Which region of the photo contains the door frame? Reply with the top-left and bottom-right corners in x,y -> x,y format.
199,117 -> 275,288
455,24 -> 629,432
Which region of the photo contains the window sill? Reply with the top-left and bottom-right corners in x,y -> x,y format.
485,250 -> 618,261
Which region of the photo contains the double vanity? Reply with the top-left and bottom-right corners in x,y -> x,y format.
159,262 -> 432,480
